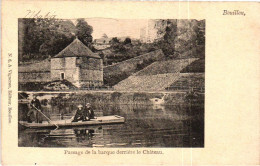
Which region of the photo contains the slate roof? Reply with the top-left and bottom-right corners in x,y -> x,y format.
54,38 -> 101,59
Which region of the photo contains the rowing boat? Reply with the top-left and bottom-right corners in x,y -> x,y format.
19,115 -> 125,129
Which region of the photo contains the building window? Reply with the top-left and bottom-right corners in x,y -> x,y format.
61,73 -> 65,80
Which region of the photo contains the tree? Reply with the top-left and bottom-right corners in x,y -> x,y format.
19,18 -> 40,57
75,19 -> 93,47
39,33 -> 74,55
160,20 -> 177,58
123,37 -> 131,45
36,19 -> 75,56
19,18 -> 76,61
110,37 -> 119,44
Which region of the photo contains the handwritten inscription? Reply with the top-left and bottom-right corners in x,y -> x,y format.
25,10 -> 56,19
223,10 -> 246,16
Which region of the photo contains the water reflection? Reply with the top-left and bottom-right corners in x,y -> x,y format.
19,103 -> 204,147
74,129 -> 94,142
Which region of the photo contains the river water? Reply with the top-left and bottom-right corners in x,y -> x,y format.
18,101 -> 204,147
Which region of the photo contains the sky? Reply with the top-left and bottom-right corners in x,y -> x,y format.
71,18 -> 148,39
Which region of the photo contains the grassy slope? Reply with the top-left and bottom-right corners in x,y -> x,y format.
167,73 -> 205,91
113,58 -> 205,91
114,58 -> 199,91
135,58 -> 198,76
180,58 -> 205,73
103,49 -> 165,86
167,59 -> 205,91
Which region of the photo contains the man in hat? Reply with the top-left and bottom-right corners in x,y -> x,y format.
72,104 -> 85,122
27,94 -> 42,123
84,103 -> 95,121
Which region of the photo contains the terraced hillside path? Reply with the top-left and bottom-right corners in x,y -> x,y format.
114,58 -> 198,91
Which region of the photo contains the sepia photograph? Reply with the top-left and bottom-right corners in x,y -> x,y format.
18,18 -> 205,147
2,1 -> 259,165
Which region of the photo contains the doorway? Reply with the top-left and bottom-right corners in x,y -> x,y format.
61,73 -> 65,80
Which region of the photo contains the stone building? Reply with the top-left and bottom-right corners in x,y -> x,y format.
51,38 -> 103,88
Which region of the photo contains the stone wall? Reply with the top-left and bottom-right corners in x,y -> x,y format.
50,57 -> 103,88
78,58 -> 103,87
51,57 -> 80,85
51,68 -> 80,84
80,69 -> 103,81
79,69 -> 103,87
79,80 -> 103,88
80,57 -> 103,70
19,72 -> 51,82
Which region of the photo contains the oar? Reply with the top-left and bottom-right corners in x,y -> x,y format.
19,93 -> 59,130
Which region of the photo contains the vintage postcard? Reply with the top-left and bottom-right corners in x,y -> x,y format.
1,1 -> 259,165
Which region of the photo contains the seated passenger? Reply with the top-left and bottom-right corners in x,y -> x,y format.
72,104 -> 85,122
84,103 -> 96,121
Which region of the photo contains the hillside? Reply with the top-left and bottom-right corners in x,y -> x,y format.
166,58 -> 205,92
114,73 -> 180,91
180,58 -> 205,73
166,73 -> 205,92
114,58 -> 199,91
135,58 -> 198,76
103,49 -> 165,86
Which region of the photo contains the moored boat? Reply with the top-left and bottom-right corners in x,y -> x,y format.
19,115 -> 125,129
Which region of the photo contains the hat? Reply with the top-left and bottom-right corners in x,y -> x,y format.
86,103 -> 91,106
77,104 -> 83,108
